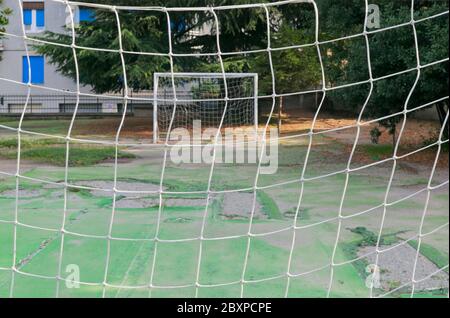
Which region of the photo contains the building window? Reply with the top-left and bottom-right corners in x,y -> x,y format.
23,1 -> 45,33
65,6 -> 95,28
22,56 -> 45,84
35,8 -> 45,27
23,9 -> 32,25
79,7 -> 95,22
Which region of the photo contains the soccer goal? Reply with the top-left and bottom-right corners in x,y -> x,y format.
153,73 -> 258,143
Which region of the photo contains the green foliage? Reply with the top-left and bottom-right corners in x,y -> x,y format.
0,0 -> 12,35
324,0 -> 449,144
18,147 -> 134,166
35,0 -> 270,93
0,0 -> 12,61
350,227 -> 379,246
35,0 -> 323,94
254,24 -> 321,95
360,144 -> 394,161
36,6 -> 171,93
350,226 -> 402,247
370,127 -> 382,144
34,0 -> 448,132
0,138 -> 63,149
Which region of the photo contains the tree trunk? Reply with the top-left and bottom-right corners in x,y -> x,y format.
278,96 -> 283,135
390,121 -> 399,148
392,129 -> 396,148
436,101 -> 449,140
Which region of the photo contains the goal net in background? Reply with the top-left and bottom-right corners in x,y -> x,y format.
153,73 -> 258,143
0,0 -> 448,299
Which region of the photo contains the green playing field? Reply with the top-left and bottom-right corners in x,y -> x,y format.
0,123 -> 447,298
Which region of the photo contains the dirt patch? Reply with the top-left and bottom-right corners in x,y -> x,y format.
70,117 -> 153,140
115,197 -> 206,209
166,198 -> 206,207
101,157 -> 135,164
220,192 -> 265,220
115,197 -> 158,209
280,110 -> 448,169
351,145 -> 449,171
281,110 -> 441,145
358,244 -> 449,292
0,158 -> 51,175
50,191 -> 65,199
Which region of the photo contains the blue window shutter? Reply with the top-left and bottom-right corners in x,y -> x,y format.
23,9 -> 32,26
23,56 -> 45,84
79,8 -> 95,22
32,56 -> 45,84
36,9 -> 45,27
22,56 -> 29,83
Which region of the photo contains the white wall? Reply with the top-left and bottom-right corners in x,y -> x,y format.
0,0 -> 93,96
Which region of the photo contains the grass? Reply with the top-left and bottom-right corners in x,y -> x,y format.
0,138 -> 135,167
0,117 -> 447,298
0,138 -> 62,148
408,240 -> 449,273
360,144 -> 394,161
257,191 -> 283,220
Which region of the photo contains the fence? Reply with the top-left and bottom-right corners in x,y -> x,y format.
0,94 -> 154,115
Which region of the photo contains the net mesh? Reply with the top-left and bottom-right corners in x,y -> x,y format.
154,73 -> 257,142
0,0 -> 448,298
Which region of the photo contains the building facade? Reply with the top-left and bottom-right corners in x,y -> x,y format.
0,0 -> 124,114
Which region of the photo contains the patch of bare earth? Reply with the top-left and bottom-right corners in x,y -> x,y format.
115,197 -> 205,209
358,244 -> 449,292
221,192 -> 265,220
0,188 -> 43,198
280,112 -> 447,167
72,117 -> 153,140
0,158 -> 51,175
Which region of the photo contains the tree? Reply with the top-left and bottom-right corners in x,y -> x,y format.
252,24 -> 321,132
0,0 -> 12,62
34,0 -> 448,141
35,0 -> 270,93
199,2 -> 321,132
320,0 -> 449,145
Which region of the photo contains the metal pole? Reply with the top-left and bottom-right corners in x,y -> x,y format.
153,73 -> 159,144
254,74 -> 259,132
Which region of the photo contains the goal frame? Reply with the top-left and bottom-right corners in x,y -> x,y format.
153,72 -> 259,143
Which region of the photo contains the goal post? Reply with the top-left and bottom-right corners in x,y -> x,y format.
153,72 -> 259,143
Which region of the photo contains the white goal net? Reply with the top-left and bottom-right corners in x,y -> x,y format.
0,0 -> 448,299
